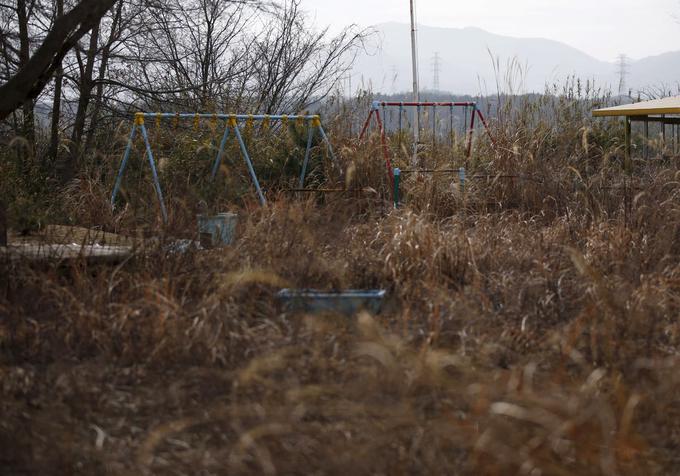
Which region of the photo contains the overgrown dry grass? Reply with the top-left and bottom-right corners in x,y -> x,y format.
3,92 -> 680,475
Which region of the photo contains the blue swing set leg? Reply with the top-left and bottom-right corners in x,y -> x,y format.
139,122 -> 169,223
232,120 -> 267,206
298,117 -> 337,189
211,121 -> 231,180
111,123 -> 137,208
299,124 -> 316,188
317,125 -> 336,163
112,113 -> 339,211
110,115 -> 169,224
210,118 -> 267,206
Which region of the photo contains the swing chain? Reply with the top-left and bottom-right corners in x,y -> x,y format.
261,115 -> 271,132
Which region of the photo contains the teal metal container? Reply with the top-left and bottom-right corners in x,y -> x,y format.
277,289 -> 387,316
197,212 -> 237,248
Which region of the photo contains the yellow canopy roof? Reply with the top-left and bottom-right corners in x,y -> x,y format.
593,96 -> 680,117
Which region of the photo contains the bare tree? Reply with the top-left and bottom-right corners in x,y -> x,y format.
49,0 -> 65,162
0,0 -> 367,183
0,0 -> 117,123
17,0 -> 37,142
106,0 -> 365,115
115,0 -> 262,111
0,0 -> 42,138
252,0 -> 365,113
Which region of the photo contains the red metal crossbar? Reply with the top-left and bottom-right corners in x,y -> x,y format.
379,101 -> 476,108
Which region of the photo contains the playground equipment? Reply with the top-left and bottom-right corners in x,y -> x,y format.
593,96 -> 680,171
197,212 -> 238,248
393,167 -> 466,208
277,289 -> 387,315
392,167 -> 546,209
111,112 -> 336,223
359,100 -> 494,183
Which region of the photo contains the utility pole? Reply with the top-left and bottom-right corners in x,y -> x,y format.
391,65 -> 399,94
616,54 -> 629,97
432,52 -> 441,92
409,0 -> 420,164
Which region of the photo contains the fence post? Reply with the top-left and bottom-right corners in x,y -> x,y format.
393,168 -> 401,209
459,167 -> 466,195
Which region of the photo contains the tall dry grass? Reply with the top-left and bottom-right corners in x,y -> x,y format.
3,88 -> 680,474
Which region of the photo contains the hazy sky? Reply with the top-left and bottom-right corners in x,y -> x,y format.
303,0 -> 679,61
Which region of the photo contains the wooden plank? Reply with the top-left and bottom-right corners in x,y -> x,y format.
0,244 -> 132,264
593,97 -> 680,117
630,116 -> 680,125
37,225 -> 134,246
283,188 -> 370,193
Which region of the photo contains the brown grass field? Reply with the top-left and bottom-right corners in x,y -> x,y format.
3,91 -> 680,475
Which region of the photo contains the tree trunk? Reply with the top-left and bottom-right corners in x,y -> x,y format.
0,0 -> 117,122
71,21 -> 100,149
17,0 -> 35,145
85,1 -> 123,151
49,0 -> 64,164
62,20 -> 100,182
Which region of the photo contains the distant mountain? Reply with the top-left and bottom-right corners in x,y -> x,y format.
629,52 -> 680,94
351,23 -> 679,95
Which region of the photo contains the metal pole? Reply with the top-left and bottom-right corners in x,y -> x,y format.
317,124 -> 337,165
359,107 -> 376,140
211,121 -> 231,180
398,103 -> 403,150
139,122 -> 169,224
432,105 -> 437,149
476,109 -> 496,148
299,122 -> 316,188
644,117 -> 649,159
416,105 -> 421,155
393,168 -> 401,208
409,0 -> 420,165
449,105 -> 454,147
466,105 -> 477,159
662,115 -> 667,154
111,123 -> 137,209
136,113 -> 322,120
625,116 -> 632,174
382,103 -> 387,134
462,105 -> 468,136
375,109 -> 394,183
232,120 -> 267,206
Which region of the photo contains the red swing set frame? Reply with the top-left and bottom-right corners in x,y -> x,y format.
359,101 -> 495,183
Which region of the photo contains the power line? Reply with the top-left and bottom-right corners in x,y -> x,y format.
616,53 -> 629,96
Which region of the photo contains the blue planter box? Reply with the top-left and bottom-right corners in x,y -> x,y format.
277,289 -> 387,316
197,213 -> 237,248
